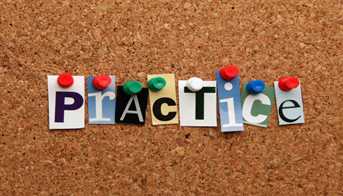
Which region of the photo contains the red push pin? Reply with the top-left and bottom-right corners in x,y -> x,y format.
57,73 -> 74,88
93,75 -> 112,90
219,64 -> 240,81
278,76 -> 300,91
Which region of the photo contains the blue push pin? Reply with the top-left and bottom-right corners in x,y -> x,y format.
246,80 -> 265,94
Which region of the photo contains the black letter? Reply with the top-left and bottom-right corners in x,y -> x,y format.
279,100 -> 301,123
153,97 -> 177,121
184,87 -> 216,119
55,92 -> 84,122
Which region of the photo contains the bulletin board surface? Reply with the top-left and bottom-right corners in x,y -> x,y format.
0,0 -> 342,195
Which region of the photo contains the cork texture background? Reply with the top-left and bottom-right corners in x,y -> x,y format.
0,0 -> 342,195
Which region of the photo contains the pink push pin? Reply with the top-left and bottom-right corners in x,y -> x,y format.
57,73 -> 74,88
93,75 -> 112,90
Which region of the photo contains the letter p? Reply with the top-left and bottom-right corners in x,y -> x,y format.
55,92 -> 84,122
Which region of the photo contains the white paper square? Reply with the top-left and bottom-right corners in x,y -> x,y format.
274,81 -> 305,125
48,75 -> 85,129
179,80 -> 217,127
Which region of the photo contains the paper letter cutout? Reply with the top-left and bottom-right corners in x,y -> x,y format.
87,76 -> 116,124
216,71 -> 244,132
115,86 -> 148,124
179,80 -> 217,127
241,83 -> 274,127
148,74 -> 178,125
274,81 -> 305,125
48,75 -> 85,129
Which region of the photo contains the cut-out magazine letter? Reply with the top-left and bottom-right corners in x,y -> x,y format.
48,75 -> 85,130
274,81 -> 305,125
115,86 -> 148,125
87,76 -> 116,124
148,74 -> 178,125
241,83 -> 274,128
179,80 -> 217,127
216,71 -> 244,132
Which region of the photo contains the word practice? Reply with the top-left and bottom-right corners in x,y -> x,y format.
48,65 -> 305,132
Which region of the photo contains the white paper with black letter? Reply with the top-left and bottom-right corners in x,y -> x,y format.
48,75 -> 85,129
274,81 -> 304,125
179,80 -> 217,127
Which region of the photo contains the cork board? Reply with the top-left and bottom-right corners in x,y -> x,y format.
0,0 -> 342,195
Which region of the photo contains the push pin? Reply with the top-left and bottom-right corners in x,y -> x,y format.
186,77 -> 203,92
57,73 -> 74,88
123,80 -> 143,95
246,80 -> 265,94
93,75 -> 112,90
219,64 -> 240,81
148,76 -> 166,92
278,76 -> 299,92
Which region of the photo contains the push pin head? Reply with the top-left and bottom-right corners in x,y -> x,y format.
278,76 -> 299,92
219,64 -> 240,81
186,77 -> 203,92
123,80 -> 143,95
57,73 -> 74,88
93,75 -> 112,90
148,76 -> 166,92
246,80 -> 265,94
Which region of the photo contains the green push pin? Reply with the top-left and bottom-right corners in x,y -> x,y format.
123,80 -> 143,95
148,77 -> 166,92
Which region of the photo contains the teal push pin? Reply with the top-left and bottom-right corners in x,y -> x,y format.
123,80 -> 143,95
148,77 -> 166,92
246,80 -> 265,94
